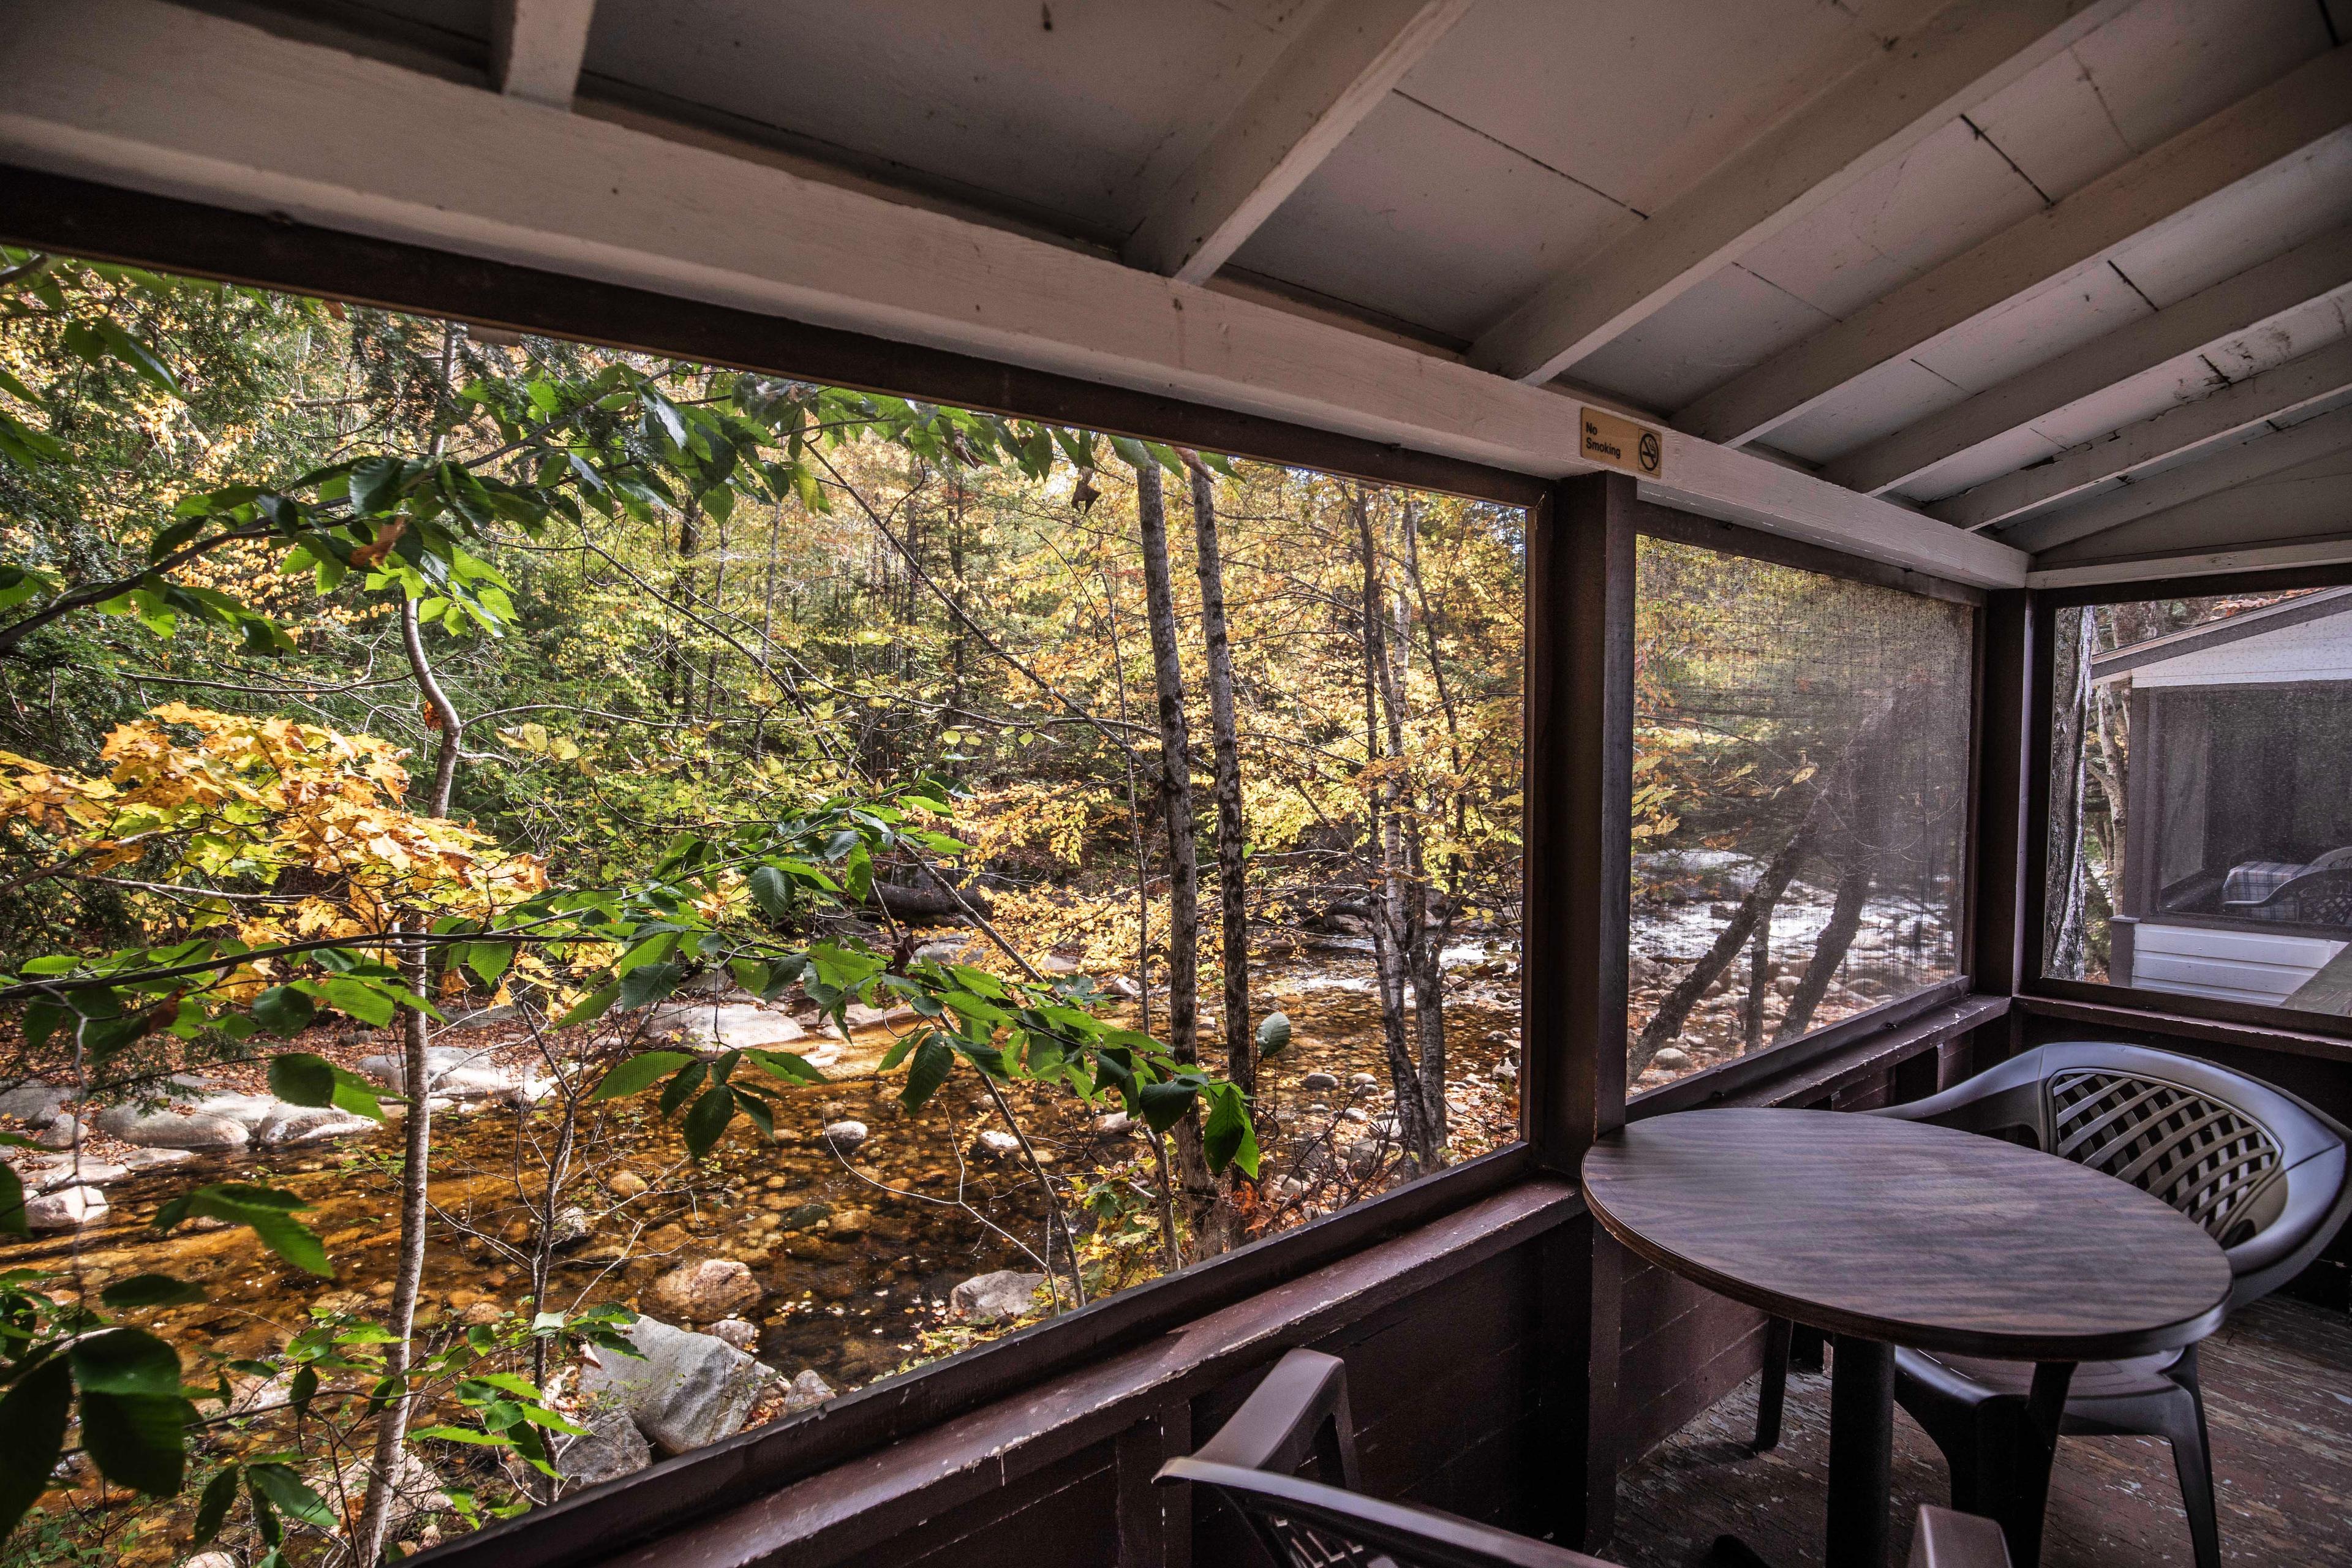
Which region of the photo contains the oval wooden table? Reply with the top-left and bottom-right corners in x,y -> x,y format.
1583,1109 -> 2231,1568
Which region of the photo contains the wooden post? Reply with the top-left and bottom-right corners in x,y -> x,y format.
1524,473 -> 1637,1550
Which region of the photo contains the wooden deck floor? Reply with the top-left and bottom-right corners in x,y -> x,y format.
1610,1297 -> 2352,1567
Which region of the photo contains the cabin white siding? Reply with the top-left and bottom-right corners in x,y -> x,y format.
2132,611 -> 2352,687
2128,920 -> 2347,1005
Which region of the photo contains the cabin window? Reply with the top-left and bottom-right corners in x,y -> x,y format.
0,254 -> 1529,1539
2044,589 -> 2352,1019
1627,535 -> 1972,1090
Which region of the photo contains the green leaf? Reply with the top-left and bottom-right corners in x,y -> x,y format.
288,1365 -> 317,1420
586,1051 -> 693,1101
464,942 -> 514,987
193,1464 -> 241,1545
245,1461 -> 337,1529
616,960 -> 684,1011
1255,1011 -> 1292,1060
266,1051 -> 335,1106
898,1033 -> 954,1114
409,1425 -> 509,1447
251,986 -> 317,1039
557,982 -> 620,1027
657,1058 -> 707,1116
731,1089 -> 774,1141
742,1048 -> 826,1085
0,1357 -> 70,1540
69,1329 -> 185,1396
1137,1079 -> 1197,1136
306,975 -> 395,1028
747,865 -> 794,922
1203,1085 -> 1260,1178
78,1392 -> 188,1495
682,1086 -> 734,1160
0,1162 -> 23,1240
100,1274 -> 208,1309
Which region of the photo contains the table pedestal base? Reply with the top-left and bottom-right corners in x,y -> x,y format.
1826,1336 -> 1895,1568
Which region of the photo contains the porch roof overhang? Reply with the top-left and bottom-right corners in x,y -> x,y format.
2,0 -> 2348,592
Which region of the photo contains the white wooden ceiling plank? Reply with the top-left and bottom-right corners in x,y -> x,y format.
1768,355 -> 1979,464
0,0 -> 2028,589
2029,446 -> 2352,575
1932,333 -> 2352,527
1463,0 -> 2128,385
1675,43 -> 2352,448
2105,126 -> 2352,303
1566,263 -> 1836,414
1225,94 -> 1640,344
1997,401 -> 2352,551
1122,0 -> 1476,283
1817,219 -> 2352,493
2062,0 -> 2336,153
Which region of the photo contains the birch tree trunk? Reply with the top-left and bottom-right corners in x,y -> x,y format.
2048,607 -> 2095,976
1189,463 -> 1253,1101
1355,490 -> 1440,1169
1133,460 -> 1221,1251
352,592 -> 462,1566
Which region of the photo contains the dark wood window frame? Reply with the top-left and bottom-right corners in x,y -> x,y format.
2024,562 -> 2352,1047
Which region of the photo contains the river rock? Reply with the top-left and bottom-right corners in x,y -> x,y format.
971,1129 -> 1020,1159
26,1185 -> 107,1231
92,1106 -> 248,1152
1347,1072 -> 1378,1090
33,1114 -> 85,1150
828,1208 -> 871,1240
546,1206 -> 593,1250
1037,954 -> 1080,975
184,1091 -> 282,1130
781,1368 -> 836,1414
184,1553 -> 239,1568
1092,1112 -> 1134,1138
948,1270 -> 1046,1325
706,1316 -> 757,1351
646,1001 -> 806,1050
821,1120 -> 869,1152
1300,1072 -> 1340,1091
648,1258 -> 761,1321
356,1046 -> 515,1099
608,1169 -> 648,1199
842,1001 -> 916,1030
581,1316 -> 763,1454
255,1104 -> 378,1144
118,1147 -> 196,1170
554,1405 -> 652,1489
0,1080 -> 66,1125
1650,1047 -> 1694,1073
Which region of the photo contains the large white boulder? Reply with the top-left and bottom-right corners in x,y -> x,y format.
92,1106 -> 248,1152
647,1258 -> 761,1322
26,1185 -> 108,1231
579,1316 -> 763,1455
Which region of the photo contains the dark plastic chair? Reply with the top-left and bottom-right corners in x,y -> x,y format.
1165,1348 -> 2011,1567
1752,1042 -> 2352,1568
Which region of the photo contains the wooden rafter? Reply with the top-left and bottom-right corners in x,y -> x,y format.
1470,0 -> 2132,386
1675,45 -> 2352,448
1121,0 -> 1476,284
490,0 -> 596,110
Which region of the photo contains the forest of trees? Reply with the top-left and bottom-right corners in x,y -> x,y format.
0,255 -> 1527,1564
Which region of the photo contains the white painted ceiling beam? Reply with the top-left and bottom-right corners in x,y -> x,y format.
1470,0 -> 2130,386
1823,222 -> 2352,497
2029,534 -> 2352,588
0,0 -> 2026,587
1675,44 -> 2352,449
1122,0 -> 1476,284
491,0 -> 596,110
1929,336 -> 2352,531
1997,403 -> 2352,554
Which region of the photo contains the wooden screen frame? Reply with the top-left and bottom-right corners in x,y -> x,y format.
2024,562 -> 2352,1046
1617,507 -> 1991,1121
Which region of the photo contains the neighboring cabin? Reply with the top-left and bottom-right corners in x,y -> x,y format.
2101,589 -> 2352,1012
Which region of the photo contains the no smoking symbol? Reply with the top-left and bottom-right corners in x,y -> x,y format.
1637,431 -> 1660,474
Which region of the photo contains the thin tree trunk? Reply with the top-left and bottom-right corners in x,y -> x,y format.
1101,560 -> 1177,1270
1775,831 -> 1879,1042
1741,920 -> 1770,1054
1356,489 -> 1438,1169
1189,463 -> 1252,1101
354,592 -> 463,1564
1132,461 -> 1219,1251
2048,608 -> 2094,976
